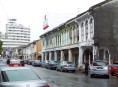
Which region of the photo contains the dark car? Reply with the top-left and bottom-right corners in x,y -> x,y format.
28,59 -> 35,65
19,59 -> 25,66
41,60 -> 50,68
32,60 -> 42,67
47,61 -> 59,70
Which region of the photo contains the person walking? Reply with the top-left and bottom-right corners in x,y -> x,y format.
85,61 -> 89,76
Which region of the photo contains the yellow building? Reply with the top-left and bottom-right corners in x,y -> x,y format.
36,39 -> 42,60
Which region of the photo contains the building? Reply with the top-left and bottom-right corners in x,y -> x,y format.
40,17 -> 79,67
40,0 -> 118,68
5,19 -> 30,48
0,19 -> 30,58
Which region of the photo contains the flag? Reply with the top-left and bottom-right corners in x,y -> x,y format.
43,14 -> 49,30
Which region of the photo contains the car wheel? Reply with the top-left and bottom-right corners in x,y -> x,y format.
73,70 -> 75,73
56,68 -> 58,71
106,75 -> 109,79
90,74 -> 94,78
61,68 -> 63,72
111,72 -> 114,76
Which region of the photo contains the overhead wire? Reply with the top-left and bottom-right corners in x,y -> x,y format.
0,0 -> 9,19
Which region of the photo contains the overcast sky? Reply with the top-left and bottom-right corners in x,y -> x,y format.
0,0 -> 105,42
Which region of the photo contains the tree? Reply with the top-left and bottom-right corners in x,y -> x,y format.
0,40 -> 3,55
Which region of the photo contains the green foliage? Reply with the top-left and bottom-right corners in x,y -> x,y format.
0,40 -> 3,55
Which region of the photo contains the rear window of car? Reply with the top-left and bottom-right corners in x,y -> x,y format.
65,61 -> 73,64
93,62 -> 107,66
111,64 -> 118,66
10,60 -> 20,64
2,69 -> 40,82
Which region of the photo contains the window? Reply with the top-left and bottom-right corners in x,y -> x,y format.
90,18 -> 94,38
85,20 -> 88,40
81,22 -> 84,41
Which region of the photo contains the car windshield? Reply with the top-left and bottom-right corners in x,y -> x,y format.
93,62 -> 107,66
2,69 -> 40,82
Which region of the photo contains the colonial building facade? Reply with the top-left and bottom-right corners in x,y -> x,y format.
40,18 -> 79,67
40,0 -> 118,68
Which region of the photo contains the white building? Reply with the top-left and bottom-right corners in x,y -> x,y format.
1,19 -> 30,48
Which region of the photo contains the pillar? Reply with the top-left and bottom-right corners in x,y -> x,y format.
61,50 -> 64,62
42,52 -> 44,61
49,52 -> 52,61
68,49 -> 72,62
45,52 -> 47,60
54,51 -> 57,61
78,47 -> 83,67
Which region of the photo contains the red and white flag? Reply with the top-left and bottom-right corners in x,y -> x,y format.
43,14 -> 49,30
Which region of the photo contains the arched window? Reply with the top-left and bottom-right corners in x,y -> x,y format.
81,22 -> 84,41
90,18 -> 94,38
85,20 -> 88,40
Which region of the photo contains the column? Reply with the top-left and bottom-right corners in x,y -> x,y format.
41,52 -> 44,61
68,49 -> 72,62
54,51 -> 57,61
72,29 -> 74,44
61,50 -> 64,62
49,52 -> 52,61
93,46 -> 95,61
45,52 -> 47,60
78,47 -> 83,67
108,50 -> 111,65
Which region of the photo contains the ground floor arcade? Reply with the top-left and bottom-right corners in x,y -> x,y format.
41,45 -> 111,68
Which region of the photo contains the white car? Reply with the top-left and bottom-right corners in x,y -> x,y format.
90,60 -> 109,78
0,67 -> 50,87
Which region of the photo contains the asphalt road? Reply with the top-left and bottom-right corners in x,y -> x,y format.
26,64 -> 118,87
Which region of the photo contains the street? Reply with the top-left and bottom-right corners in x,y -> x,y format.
26,64 -> 118,87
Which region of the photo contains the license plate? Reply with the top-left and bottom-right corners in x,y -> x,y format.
14,65 -> 18,66
97,67 -> 103,69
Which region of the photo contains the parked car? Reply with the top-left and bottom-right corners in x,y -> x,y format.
0,67 -> 50,87
42,60 -> 50,68
28,59 -> 35,65
109,63 -> 118,76
32,60 -> 42,67
47,61 -> 59,70
115,67 -> 118,79
90,60 -> 109,78
8,59 -> 22,67
56,61 -> 76,72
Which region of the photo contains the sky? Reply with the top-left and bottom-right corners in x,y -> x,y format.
0,0 -> 105,42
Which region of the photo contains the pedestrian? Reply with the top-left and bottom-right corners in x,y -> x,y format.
85,61 -> 89,76
6,58 -> 10,64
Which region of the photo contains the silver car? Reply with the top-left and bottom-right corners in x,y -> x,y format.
56,61 -> 76,72
0,67 -> 50,87
90,60 -> 109,78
